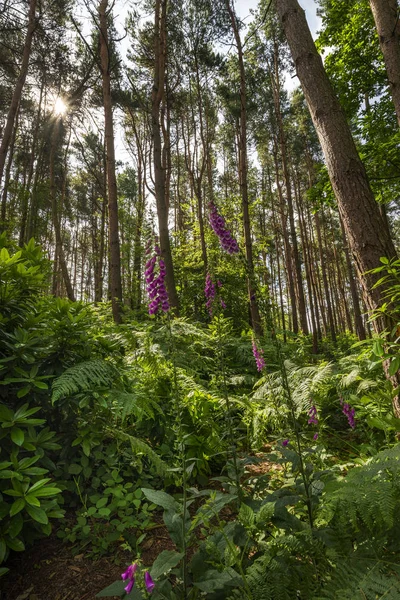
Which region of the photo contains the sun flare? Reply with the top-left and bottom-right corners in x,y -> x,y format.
54,97 -> 67,115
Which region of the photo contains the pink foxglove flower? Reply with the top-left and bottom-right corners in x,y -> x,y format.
209,202 -> 239,254
308,405 -> 318,426
144,571 -> 155,593
252,339 -> 265,372
146,245 -> 170,315
121,564 -> 138,594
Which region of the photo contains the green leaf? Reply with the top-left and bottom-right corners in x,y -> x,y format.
11,427 -> 24,446
33,487 -> 61,497
16,387 -> 31,398
68,464 -> 82,475
141,488 -> 180,511
25,494 -> 41,507
82,439 -> 91,457
96,580 -> 131,598
26,504 -> 49,525
194,568 -> 242,592
0,539 -> 6,563
0,567 -> 9,576
5,537 -> 24,552
10,498 -> 25,517
28,478 -> 51,493
150,550 -> 184,579
389,356 -> 400,376
7,513 -> 23,538
96,497 -> 108,509
33,381 -> 48,390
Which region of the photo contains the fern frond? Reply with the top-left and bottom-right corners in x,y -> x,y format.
108,428 -> 167,476
52,359 -> 118,402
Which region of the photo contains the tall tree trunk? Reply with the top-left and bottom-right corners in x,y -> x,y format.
98,0 -> 123,323
1,102 -> 20,230
49,119 -> 75,302
369,0 -> 400,127
271,44 -> 308,334
276,0 -> 397,316
0,0 -> 37,188
339,214 -> 366,340
226,0 -> 263,335
19,78 -> 44,245
152,0 -> 179,313
315,211 -> 336,342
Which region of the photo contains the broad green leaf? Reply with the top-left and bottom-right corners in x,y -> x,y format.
8,513 -> 23,538
150,550 -> 184,579
10,498 -> 25,517
194,568 -> 242,592
25,494 -> 41,507
141,488 -> 180,511
26,504 -> 48,525
11,427 -> 24,446
96,579 -> 144,598
5,537 -> 24,552
33,487 -> 61,497
0,539 -> 6,563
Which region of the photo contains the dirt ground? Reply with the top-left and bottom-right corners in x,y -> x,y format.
0,523 -> 175,600
1,455 -> 276,600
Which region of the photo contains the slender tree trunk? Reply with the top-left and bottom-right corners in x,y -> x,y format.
271,46 -> 308,334
339,214 -> 366,340
1,102 -> 20,230
369,0 -> 400,127
0,0 -> 37,188
19,78 -> 44,244
98,0 -> 123,323
49,119 -> 75,301
152,0 -> 179,313
276,0 -> 397,316
226,0 -> 263,335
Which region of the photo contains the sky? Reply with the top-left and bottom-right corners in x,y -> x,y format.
106,0 -> 322,162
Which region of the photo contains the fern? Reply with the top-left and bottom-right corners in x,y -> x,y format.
52,359 -> 118,403
321,445 -> 400,534
108,428 -> 167,476
109,389 -> 162,423
318,557 -> 400,600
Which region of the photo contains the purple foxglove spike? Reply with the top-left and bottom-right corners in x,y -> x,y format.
121,564 -> 137,581
144,571 -> 155,593
124,578 -> 135,594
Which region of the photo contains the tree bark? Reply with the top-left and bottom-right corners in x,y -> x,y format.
226,0 -> 263,335
152,0 -> 179,313
98,0 -> 123,323
0,0 -> 37,189
369,0 -> 400,127
276,0 -> 397,317
49,119 -> 75,302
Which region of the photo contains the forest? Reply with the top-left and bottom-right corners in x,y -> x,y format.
1,0 -> 400,598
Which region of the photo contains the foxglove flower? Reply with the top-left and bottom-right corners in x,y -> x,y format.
308,405 -> 318,426
282,439 -> 289,447
313,432 -> 319,441
252,339 -> 265,372
146,246 -> 170,315
204,273 -> 216,316
340,398 -> 356,429
144,571 -> 155,593
121,564 -> 138,594
209,202 -> 239,254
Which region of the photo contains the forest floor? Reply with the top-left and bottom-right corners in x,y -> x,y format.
0,454 -> 277,600
0,522 -> 174,600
